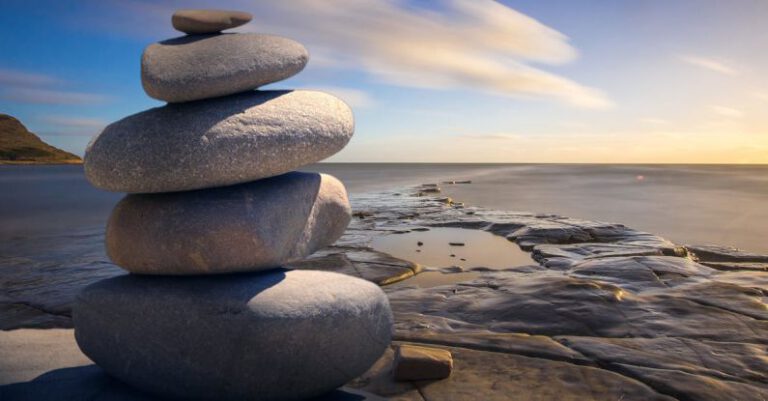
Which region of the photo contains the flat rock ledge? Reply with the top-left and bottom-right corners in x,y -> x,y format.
2,184 -> 767,400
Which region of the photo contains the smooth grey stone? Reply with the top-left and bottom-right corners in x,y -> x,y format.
106,172 -> 351,275
84,90 -> 353,193
142,33 -> 308,102
171,9 -> 252,34
73,270 -> 394,401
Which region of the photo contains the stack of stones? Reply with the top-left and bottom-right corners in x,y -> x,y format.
74,9 -> 393,401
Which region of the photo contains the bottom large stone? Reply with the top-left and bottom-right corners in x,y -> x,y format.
73,269 -> 393,401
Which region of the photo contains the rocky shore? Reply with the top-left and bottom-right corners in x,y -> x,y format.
1,181 -> 767,400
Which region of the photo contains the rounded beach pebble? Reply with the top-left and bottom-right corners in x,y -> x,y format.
171,9 -> 252,34
84,90 -> 353,193
142,33 -> 308,102
73,269 -> 393,401
105,172 -> 351,275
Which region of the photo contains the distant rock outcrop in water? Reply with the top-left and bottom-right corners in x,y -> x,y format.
0,114 -> 81,164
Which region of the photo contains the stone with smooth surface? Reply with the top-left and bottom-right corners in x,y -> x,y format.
0,328 -> 386,400
84,90 -> 353,193
106,172 -> 351,275
172,9 -> 252,34
73,269 -> 393,401
393,344 -> 452,381
142,33 -> 308,102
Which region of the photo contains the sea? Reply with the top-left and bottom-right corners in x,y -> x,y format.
1,163 -> 767,255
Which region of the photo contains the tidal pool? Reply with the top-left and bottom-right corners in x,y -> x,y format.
398,270 -> 482,288
372,227 -> 533,287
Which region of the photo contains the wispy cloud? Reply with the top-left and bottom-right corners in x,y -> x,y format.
3,88 -> 110,105
754,91 -> 768,101
96,0 -> 612,109
458,132 -> 522,140
640,118 -> 669,125
678,55 -> 739,76
559,121 -> 589,129
35,116 -> 107,137
39,116 -> 107,129
0,68 -> 62,87
710,105 -> 744,118
307,86 -> 375,108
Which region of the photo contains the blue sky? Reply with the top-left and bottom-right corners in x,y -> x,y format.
1,0 -> 767,162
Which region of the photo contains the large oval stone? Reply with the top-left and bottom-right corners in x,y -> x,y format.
84,90 -> 353,193
73,269 -> 394,401
106,172 -> 351,275
142,33 -> 308,102
172,9 -> 252,34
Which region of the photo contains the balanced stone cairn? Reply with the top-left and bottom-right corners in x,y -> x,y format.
75,9 -> 393,401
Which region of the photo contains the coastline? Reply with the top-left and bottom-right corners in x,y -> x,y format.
2,181 -> 767,399
432,164 -> 768,254
0,160 -> 82,165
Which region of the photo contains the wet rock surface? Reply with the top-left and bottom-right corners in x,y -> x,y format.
2,185 -> 767,400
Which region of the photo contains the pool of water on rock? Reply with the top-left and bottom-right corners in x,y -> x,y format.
372,227 -> 533,287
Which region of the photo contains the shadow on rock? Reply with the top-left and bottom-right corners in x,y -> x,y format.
0,364 -> 386,401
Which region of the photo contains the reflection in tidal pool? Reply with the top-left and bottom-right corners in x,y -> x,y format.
401,271 -> 481,288
372,227 -> 533,288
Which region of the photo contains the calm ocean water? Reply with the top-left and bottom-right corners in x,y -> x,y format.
1,164 -> 767,253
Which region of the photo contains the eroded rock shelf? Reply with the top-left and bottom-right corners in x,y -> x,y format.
1,185 -> 767,400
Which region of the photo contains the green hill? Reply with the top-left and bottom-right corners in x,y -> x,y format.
0,114 -> 82,164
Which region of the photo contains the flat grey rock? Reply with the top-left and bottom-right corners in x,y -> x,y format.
171,9 -> 252,34
0,329 -> 388,401
85,90 -> 353,193
106,172 -> 351,275
142,33 -> 307,102
73,269 -> 393,401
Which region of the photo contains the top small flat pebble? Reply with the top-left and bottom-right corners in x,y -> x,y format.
172,9 -> 252,34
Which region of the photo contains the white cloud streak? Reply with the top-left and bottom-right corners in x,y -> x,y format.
0,67 -> 111,105
640,118 -> 669,125
458,132 -> 522,140
710,105 -> 744,118
3,88 -> 110,105
0,68 -> 62,87
40,116 -> 108,129
678,55 -> 739,76
96,0 -> 612,109
305,86 -> 375,108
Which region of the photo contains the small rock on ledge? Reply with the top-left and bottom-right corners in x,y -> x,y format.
393,344 -> 453,381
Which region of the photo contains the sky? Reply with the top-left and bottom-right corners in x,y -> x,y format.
1,0 -> 767,163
